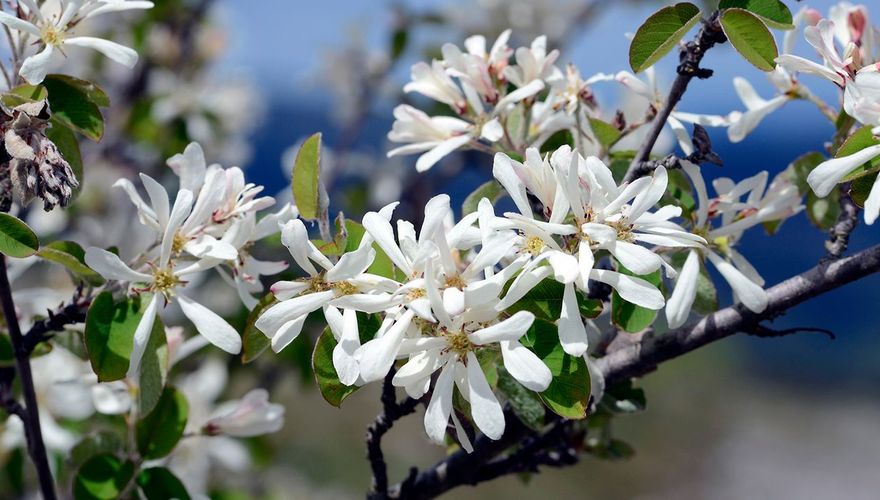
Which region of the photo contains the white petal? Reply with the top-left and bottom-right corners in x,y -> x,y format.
331,308 -> 361,386
184,234 -> 238,260
126,294 -> 159,378
255,291 -> 333,336
326,247 -> 374,282
608,240 -> 662,275
0,12 -> 39,36
469,311 -> 535,344
557,283 -> 588,356
864,175 -> 880,225
64,37 -> 139,68
665,250 -> 699,329
160,189 -> 194,266
178,295 -> 242,354
19,45 -> 57,85
808,145 -> 880,197
362,212 -> 411,275
356,309 -> 414,382
466,352 -> 505,440
493,153 -> 533,217
270,316 -> 307,353
707,251 -> 768,313
85,247 -> 151,282
591,269 -> 664,310
424,361 -> 455,444
416,135 -> 471,172
500,340 -> 551,392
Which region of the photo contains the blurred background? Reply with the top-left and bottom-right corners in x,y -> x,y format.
12,0 -> 880,498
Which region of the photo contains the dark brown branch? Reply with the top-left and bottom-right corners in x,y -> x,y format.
367,369 -> 422,500
0,255 -> 57,499
387,242 -> 880,498
624,14 -> 727,183
22,290 -> 90,354
747,325 -> 836,340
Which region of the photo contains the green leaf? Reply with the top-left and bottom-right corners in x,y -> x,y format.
521,319 -> 590,419
73,454 -> 135,500
540,129 -> 574,154
588,118 -> 622,149
312,313 -> 381,407
241,293 -> 276,364
136,386 -> 188,460
601,379 -> 647,414
45,74 -> 110,107
850,173 -> 877,208
629,2 -> 702,73
70,432 -> 124,469
291,133 -> 323,220
807,189 -> 840,229
462,180 -> 504,216
719,0 -> 794,30
720,8 -> 779,71
43,74 -> 107,141
84,293 -> 148,382
780,151 -> 825,195
0,334 -> 14,367
661,169 -> 696,218
838,126 -> 880,182
1,84 -> 47,107
46,119 -> 84,195
139,316 -> 169,416
497,368 -> 545,431
611,263 -> 662,333
137,467 -> 191,500
0,213 -> 39,258
37,240 -> 104,286
503,278 -> 603,322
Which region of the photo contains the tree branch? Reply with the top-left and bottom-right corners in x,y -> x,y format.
624,14 -> 727,183
824,186 -> 859,260
0,255 -> 57,499
387,242 -> 880,498
367,369 -> 422,499
22,289 -> 90,354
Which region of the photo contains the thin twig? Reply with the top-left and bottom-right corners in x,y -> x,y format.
367,369 -> 421,499
0,255 -> 57,499
824,185 -> 859,260
624,14 -> 727,182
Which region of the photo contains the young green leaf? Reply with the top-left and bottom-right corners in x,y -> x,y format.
521,319 -> 591,419
37,240 -> 104,286
136,467 -> 191,500
588,118 -> 622,149
84,293 -> 147,382
136,386 -> 188,460
0,213 -> 39,258
629,2 -> 702,73
73,454 -> 135,500
42,74 -> 107,141
497,368 -> 545,431
718,0 -> 794,30
720,8 -> 778,71
292,133 -> 323,220
1,84 -> 48,108
462,180 -> 504,216
849,173 -> 877,208
70,432 -> 124,469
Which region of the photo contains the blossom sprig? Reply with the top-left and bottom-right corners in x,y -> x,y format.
0,0 -> 155,84
84,142 -> 293,375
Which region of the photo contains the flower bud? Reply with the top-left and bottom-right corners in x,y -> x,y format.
203,389 -> 284,438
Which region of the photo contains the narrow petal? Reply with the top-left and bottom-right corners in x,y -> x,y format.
591,269 -> 664,310
255,291 -> 333,336
500,340 -> 551,392
126,294 -> 159,378
416,135 -> 471,172
19,45 -> 57,85
356,309 -> 415,382
493,153 -> 533,217
85,247 -> 151,283
468,311 -> 535,344
557,283 -> 588,356
607,240 -> 662,275
466,352 -> 505,440
64,37 -> 139,68
270,315 -> 307,353
665,250 -> 700,329
707,251 -> 768,313
178,295 -> 242,354
424,361 -> 455,444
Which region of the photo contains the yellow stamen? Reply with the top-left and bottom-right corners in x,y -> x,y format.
332,281 -> 358,296
151,268 -> 181,300
524,235 -> 545,255
445,329 -> 473,356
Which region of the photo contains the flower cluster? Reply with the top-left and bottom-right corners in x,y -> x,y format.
85,142 -> 294,376
257,141 -> 753,448
0,0 -> 155,84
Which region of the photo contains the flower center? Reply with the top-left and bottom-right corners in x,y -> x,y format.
332,281 -> 358,296
171,233 -> 187,255
40,24 -> 66,47
444,274 -> 466,289
524,235 -> 545,255
445,329 -> 473,357
608,218 -> 634,242
406,288 -> 426,301
151,268 -> 181,299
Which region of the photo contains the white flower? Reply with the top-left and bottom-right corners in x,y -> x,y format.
204,389 -> 285,438
387,104 -> 482,172
256,218 -> 397,353
85,187 -> 243,376
0,0 -> 154,84
808,142 -> 880,224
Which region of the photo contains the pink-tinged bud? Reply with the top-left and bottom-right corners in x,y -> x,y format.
203,389 -> 285,438
848,8 -> 868,45
804,9 -> 823,27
